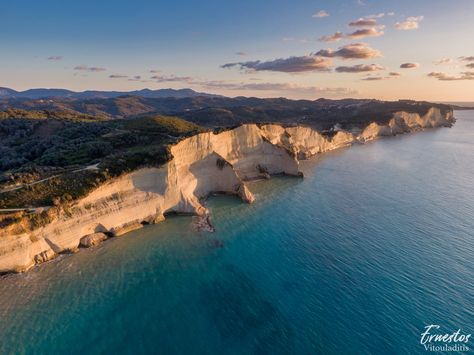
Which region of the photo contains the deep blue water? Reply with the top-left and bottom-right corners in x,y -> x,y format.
0,112 -> 473,354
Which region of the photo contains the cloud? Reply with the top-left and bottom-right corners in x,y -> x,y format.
199,80 -> 357,97
313,10 -> 329,18
74,65 -> 106,72
109,74 -> 128,78
346,27 -> 384,39
366,13 -> 385,19
315,43 -> 382,60
395,16 -> 423,30
319,32 -> 345,42
362,76 -> 390,81
151,74 -> 193,82
47,56 -> 63,61
459,56 -> 474,62
149,69 -> 161,73
434,58 -> 454,65
282,37 -> 310,43
335,64 -> 384,73
221,55 -> 333,73
349,18 -> 377,27
128,75 -> 144,82
400,62 -> 420,69
387,12 -> 395,16
389,72 -> 401,76
235,52 -> 247,56
320,27 -> 384,42
466,63 -> 474,69
428,71 -> 474,81
357,0 -> 366,6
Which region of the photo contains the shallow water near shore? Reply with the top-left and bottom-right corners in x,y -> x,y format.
0,111 -> 473,354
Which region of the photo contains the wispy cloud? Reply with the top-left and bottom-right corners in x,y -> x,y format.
400,62 -> 420,69
235,52 -> 247,56
434,58 -> 454,65
312,10 -> 329,18
362,72 -> 401,81
366,13 -> 385,19
151,74 -> 193,82
47,56 -> 63,61
335,64 -> 384,73
282,37 -> 310,43
428,71 -> 474,81
316,43 -> 382,60
74,65 -> 106,72
128,75 -> 144,82
346,27 -> 384,39
319,32 -> 345,42
320,27 -> 384,42
109,74 -> 128,78
149,69 -> 161,73
349,18 -> 377,27
200,81 -> 357,97
395,16 -> 423,30
459,56 -> 474,62
362,76 -> 391,81
221,55 -> 333,73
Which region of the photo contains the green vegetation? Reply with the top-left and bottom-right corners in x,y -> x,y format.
0,170 -> 108,208
0,96 -> 452,209
0,108 -> 105,121
0,112 -> 204,208
124,115 -> 204,136
1,96 -> 453,130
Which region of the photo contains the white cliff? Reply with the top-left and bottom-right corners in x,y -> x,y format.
0,108 -> 454,273
358,107 -> 454,142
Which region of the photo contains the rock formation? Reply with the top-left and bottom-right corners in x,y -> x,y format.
0,107 -> 455,273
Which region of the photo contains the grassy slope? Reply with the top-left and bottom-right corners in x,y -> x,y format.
0,112 -> 204,208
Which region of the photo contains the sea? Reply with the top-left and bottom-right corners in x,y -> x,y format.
0,111 -> 473,355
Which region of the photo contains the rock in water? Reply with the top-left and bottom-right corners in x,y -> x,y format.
80,233 -> 108,247
192,215 -> 216,232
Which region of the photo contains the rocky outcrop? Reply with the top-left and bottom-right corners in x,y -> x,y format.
358,107 -> 454,142
80,232 -> 108,247
0,108 -> 454,273
260,125 -> 356,159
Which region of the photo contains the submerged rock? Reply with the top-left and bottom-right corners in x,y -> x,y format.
192,215 -> 215,233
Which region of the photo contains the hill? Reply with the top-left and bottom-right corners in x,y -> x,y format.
0,95 -> 453,130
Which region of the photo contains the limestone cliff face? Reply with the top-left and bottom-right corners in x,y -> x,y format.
260,125 -> 355,159
358,107 -> 454,142
0,108 -> 454,273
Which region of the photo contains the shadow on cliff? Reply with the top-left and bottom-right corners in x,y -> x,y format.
188,152 -> 243,199
130,167 -> 169,195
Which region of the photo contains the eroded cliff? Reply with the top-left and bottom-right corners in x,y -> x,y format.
0,107 -> 455,273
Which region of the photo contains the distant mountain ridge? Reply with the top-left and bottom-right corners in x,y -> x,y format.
0,87 -> 221,99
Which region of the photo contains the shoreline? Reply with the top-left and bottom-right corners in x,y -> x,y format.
0,107 -> 455,274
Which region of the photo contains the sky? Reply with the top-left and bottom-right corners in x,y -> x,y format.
1,0 -> 474,101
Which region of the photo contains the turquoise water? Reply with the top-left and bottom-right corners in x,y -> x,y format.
0,112 -> 473,354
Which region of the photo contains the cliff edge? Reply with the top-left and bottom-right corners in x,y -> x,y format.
0,107 -> 454,273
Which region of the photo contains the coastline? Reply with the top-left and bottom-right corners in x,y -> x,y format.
0,107 -> 455,274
